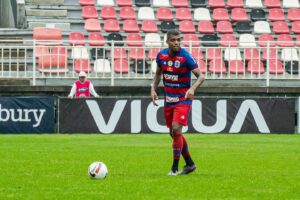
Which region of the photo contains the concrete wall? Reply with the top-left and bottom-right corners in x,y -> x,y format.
0,0 -> 15,28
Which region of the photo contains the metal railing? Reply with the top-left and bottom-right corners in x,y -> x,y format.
0,40 -> 300,86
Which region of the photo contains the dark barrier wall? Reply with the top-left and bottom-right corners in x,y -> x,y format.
0,96 -> 55,133
58,98 -> 295,134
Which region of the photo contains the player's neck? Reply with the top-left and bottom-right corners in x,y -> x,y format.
168,48 -> 180,57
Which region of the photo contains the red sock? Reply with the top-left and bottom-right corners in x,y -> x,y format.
182,135 -> 190,158
172,134 -> 183,160
181,135 -> 194,166
172,134 -> 183,171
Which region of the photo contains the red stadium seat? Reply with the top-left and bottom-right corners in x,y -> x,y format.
116,0 -> 132,6
231,8 -> 248,22
244,48 -> 260,61
189,48 -> 204,60
101,6 -> 117,19
269,59 -> 284,74
258,34 -> 276,47
123,19 -> 139,32
227,0 -> 244,8
269,8 -> 285,21
209,59 -> 227,74
176,8 -> 192,21
213,8 -> 229,21
104,19 -> 120,32
209,0 -> 226,8
114,59 -> 129,73
157,7 -> 173,21
33,27 -> 62,45
273,21 -> 289,34
69,32 -> 85,46
288,9 -> 300,21
247,60 -> 265,74
206,48 -> 222,60
172,0 -> 188,7
148,48 -> 160,60
292,21 -> 300,33
264,0 -> 281,8
82,6 -> 98,19
38,54 -> 68,73
129,48 -> 145,59
262,48 -> 279,60
216,21 -> 233,34
75,59 -> 92,73
277,34 -> 294,47
182,34 -> 200,47
220,34 -> 238,47
179,20 -> 196,33
198,21 -> 214,34
51,47 -> 67,56
120,7 -> 135,20
79,0 -> 95,6
35,46 -> 49,57
88,32 -> 105,46
197,60 -> 207,73
85,19 -> 101,32
126,33 -> 143,46
112,47 -> 127,59
229,60 -> 245,74
141,20 -> 158,33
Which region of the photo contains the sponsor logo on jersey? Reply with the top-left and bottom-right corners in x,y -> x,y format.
78,87 -> 88,92
165,82 -> 180,87
167,67 -> 173,72
166,96 -> 180,103
164,74 -> 178,81
168,61 -> 173,66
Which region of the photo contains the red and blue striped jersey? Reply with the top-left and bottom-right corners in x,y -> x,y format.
156,48 -> 198,107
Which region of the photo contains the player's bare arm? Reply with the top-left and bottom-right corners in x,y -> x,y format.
185,68 -> 205,100
151,66 -> 162,106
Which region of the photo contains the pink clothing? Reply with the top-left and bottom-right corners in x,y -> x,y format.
75,80 -> 90,98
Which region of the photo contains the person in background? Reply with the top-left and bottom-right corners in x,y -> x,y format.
68,71 -> 99,99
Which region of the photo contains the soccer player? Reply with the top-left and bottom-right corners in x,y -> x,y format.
151,30 -> 205,176
68,71 -> 100,99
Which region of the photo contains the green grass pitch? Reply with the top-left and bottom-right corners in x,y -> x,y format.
0,134 -> 299,200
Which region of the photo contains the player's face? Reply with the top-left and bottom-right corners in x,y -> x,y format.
79,76 -> 85,82
167,35 -> 181,54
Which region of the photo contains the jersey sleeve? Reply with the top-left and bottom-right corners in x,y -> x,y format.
185,52 -> 198,71
156,52 -> 161,68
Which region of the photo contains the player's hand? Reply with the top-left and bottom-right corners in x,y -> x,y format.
151,89 -> 158,106
68,96 -> 73,99
185,88 -> 195,100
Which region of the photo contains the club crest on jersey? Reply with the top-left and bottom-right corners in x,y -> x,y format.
174,60 -> 180,68
168,61 -> 173,66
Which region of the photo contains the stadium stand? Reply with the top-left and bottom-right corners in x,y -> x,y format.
2,0 -> 300,86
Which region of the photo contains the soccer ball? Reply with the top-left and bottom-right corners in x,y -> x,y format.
88,161 -> 108,179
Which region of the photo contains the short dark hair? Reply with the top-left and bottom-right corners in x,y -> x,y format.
166,30 -> 180,41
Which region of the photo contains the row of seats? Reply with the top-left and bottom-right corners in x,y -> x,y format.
79,0 -> 300,9
36,45 -> 300,62
32,27 -> 300,48
82,18 -> 300,35
81,6 -> 300,22
38,56 -> 299,75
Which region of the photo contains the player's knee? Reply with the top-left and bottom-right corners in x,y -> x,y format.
172,123 -> 182,135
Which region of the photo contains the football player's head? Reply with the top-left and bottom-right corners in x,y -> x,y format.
166,30 -> 181,54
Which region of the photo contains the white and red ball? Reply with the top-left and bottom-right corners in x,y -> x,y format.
88,161 -> 108,179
